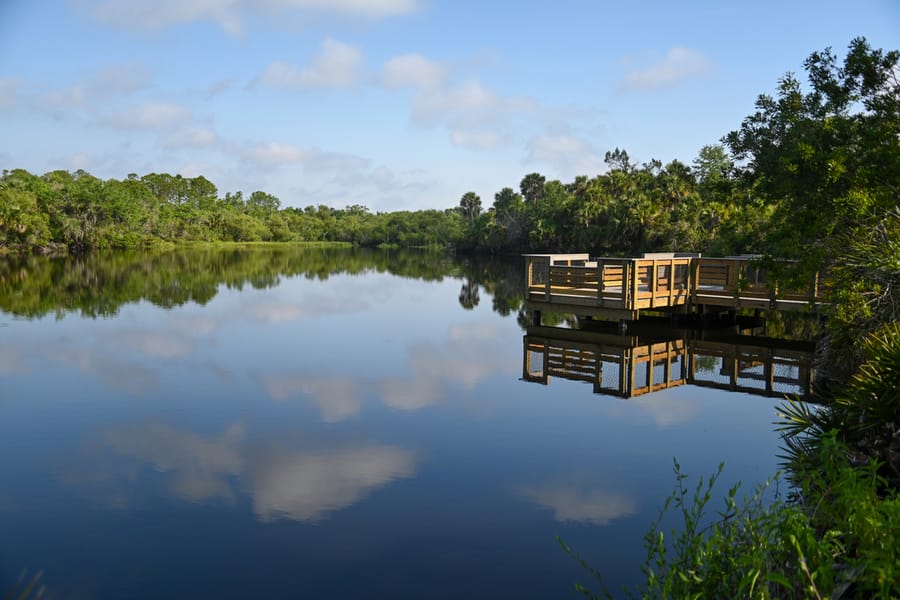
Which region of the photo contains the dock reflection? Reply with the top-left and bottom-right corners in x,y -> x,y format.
522,323 -> 815,400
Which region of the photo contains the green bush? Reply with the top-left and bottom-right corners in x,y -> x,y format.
563,448 -> 899,599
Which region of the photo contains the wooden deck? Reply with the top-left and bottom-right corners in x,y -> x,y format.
525,253 -> 823,321
522,325 -> 815,400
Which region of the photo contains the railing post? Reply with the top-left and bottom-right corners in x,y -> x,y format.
545,265 -> 551,301
809,271 -> 819,305
668,259 -> 675,306
631,259 -> 639,311
689,258 -> 700,311
729,259 -> 741,307
525,257 -> 533,291
597,259 -> 604,306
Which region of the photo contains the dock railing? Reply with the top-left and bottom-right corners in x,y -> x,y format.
525,253 -> 822,317
691,257 -> 822,310
522,325 -> 816,399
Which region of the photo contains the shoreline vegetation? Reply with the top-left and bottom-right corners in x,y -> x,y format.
2,38 -> 897,598
560,38 -> 899,599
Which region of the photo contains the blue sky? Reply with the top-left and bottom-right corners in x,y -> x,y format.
1,0 -> 898,211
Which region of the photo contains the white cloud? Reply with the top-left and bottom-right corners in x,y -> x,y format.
67,421 -> 417,521
304,151 -> 370,173
248,445 -> 417,522
239,141 -> 310,166
525,130 -> 607,177
379,377 -> 442,411
412,80 -> 497,124
54,347 -> 159,393
631,393 -> 701,427
526,132 -> 590,162
104,422 -> 246,502
234,140 -> 376,182
105,101 -> 193,130
246,301 -> 306,322
450,128 -> 505,150
621,47 -> 712,92
43,63 -> 152,111
192,79 -> 234,98
520,483 -> 638,525
91,63 -> 154,94
86,0 -> 244,35
165,126 -> 219,149
381,53 -> 445,90
376,319 -> 517,412
404,77 -> 536,150
270,0 -> 418,17
257,39 -> 363,89
119,332 -> 194,359
83,0 -> 418,34
329,164 -> 433,196
260,375 -> 363,422
44,83 -> 91,109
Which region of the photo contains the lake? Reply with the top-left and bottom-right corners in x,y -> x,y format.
0,247 -> 813,599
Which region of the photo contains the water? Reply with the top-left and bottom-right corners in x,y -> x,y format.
0,248 -> 808,599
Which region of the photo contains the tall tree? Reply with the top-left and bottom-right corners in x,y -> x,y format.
458,191 -> 482,225
725,37 -> 900,277
519,172 -> 546,204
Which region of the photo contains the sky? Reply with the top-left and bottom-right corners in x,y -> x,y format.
1,1 -> 898,212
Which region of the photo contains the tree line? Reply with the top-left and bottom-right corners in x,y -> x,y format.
0,169 -> 468,252
0,143 -> 760,259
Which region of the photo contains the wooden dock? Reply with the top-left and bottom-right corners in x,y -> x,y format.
522,325 -> 816,400
525,253 -> 823,322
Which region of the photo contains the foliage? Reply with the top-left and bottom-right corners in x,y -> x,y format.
725,37 -> 900,283
563,452 -> 899,599
0,246 -> 525,320
819,208 -> 900,384
780,321 -> 900,488
0,169 -> 467,253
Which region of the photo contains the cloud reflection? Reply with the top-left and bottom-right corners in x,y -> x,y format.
104,422 -> 246,503
248,445 -> 417,522
520,483 -> 638,525
377,320 -> 517,411
54,347 -> 159,393
0,346 -> 29,375
260,375 -> 363,422
258,319 -> 517,419
630,393 -> 702,428
66,421 -> 418,522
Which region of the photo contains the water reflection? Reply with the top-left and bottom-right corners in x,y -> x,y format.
519,483 -> 638,525
0,249 -> 801,598
248,445 -> 417,523
257,320 -> 517,420
523,322 -> 816,400
0,247 -> 524,319
260,375 -> 363,422
64,421 -> 418,523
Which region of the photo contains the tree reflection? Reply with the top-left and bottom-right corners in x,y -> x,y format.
0,247 -> 526,320
458,280 -> 480,310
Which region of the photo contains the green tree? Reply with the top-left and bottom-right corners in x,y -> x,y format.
519,172 -> 546,205
458,191 -> 482,225
724,37 -> 900,279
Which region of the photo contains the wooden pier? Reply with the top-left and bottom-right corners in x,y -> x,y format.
525,253 -> 823,323
522,325 -> 816,400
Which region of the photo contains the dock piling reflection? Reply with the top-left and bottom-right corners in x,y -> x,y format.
523,325 -> 815,400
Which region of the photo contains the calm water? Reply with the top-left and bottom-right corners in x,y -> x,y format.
0,248 -> 810,599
